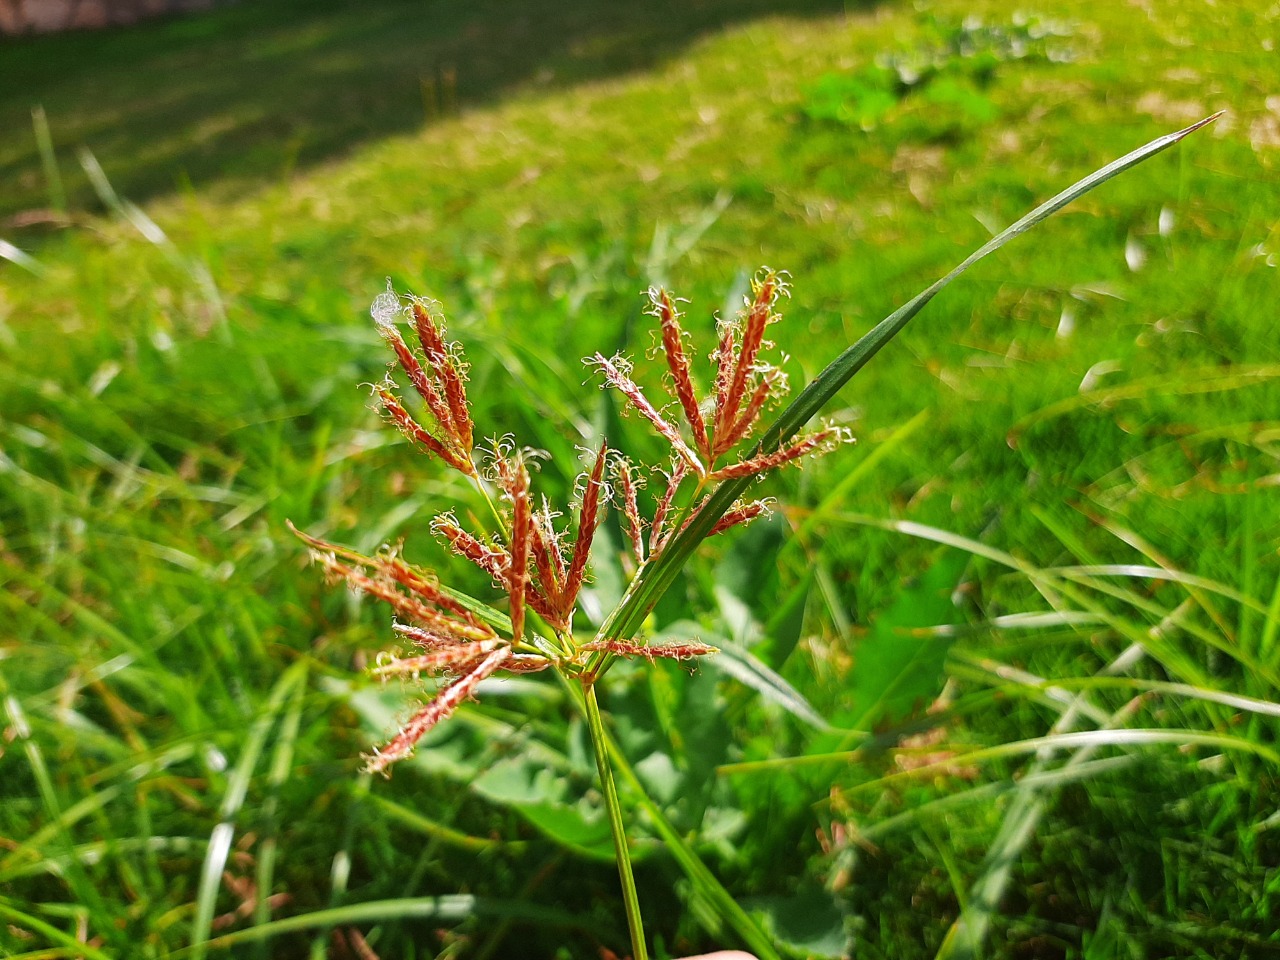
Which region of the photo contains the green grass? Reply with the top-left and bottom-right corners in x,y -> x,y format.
2,0 -> 1279,957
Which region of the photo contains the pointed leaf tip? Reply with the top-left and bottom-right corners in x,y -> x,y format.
1172,111 -> 1225,140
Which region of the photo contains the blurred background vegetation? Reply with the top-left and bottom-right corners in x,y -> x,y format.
2,0 -> 1278,957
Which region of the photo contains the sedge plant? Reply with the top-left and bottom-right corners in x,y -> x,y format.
296,114 -> 1218,959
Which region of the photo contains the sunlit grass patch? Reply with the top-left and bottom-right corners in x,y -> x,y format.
1,0 -> 1278,956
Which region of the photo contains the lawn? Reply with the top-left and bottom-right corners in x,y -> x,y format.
2,0 -> 1279,957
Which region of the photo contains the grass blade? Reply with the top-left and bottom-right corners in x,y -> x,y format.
711,642 -> 832,731
190,661 -> 308,960
171,895 -> 593,954
960,669 -> 1280,721
720,727 -> 1280,777
830,512 -> 1279,688
0,898 -> 113,960
31,105 -> 66,215
600,114 -> 1222,645
785,407 -> 931,558
932,673 -> 1147,960
856,755 -> 1138,844
1262,570 -> 1280,659
254,666 -> 308,957
2,696 -> 116,948
368,794 -> 518,853
0,238 -> 46,276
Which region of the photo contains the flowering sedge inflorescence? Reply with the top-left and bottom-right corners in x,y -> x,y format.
590,270 -> 851,564
296,270 -> 851,774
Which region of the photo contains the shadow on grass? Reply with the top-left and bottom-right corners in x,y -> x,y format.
0,0 -> 857,223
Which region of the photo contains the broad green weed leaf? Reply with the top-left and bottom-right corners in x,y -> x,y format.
634,750 -> 681,806
759,571 -> 813,670
714,511 -> 789,643
471,756 -> 617,860
607,630 -> 737,830
745,886 -> 848,959
713,511 -> 811,667
835,549 -> 967,733
658,656 -> 735,830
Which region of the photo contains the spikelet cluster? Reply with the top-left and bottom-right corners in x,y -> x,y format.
590,269 -> 853,565
297,271 -> 849,773
371,285 -> 476,476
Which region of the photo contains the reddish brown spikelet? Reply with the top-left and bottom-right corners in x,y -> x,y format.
561,441 -> 608,618
433,516 -> 511,584
290,523 -> 485,629
502,654 -> 554,673
365,646 -> 511,773
711,319 -> 737,442
311,553 -> 494,641
393,622 -> 485,651
527,505 -> 569,629
581,639 -> 718,661
650,287 -> 710,461
371,640 -> 507,678
708,428 -> 845,481
382,327 -> 429,402
531,502 -> 566,599
716,367 -> 784,456
614,459 -> 646,566
412,300 -> 475,453
381,327 -> 456,439
376,386 -> 473,475
440,353 -> 474,453
483,453 -> 560,632
717,270 -> 781,441
505,459 -> 533,643
524,589 -> 563,631
591,353 -> 704,475
410,298 -> 447,356
709,499 -> 772,536
649,459 -> 689,555
375,557 -> 480,624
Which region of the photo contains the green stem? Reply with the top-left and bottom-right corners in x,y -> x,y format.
604,728 -> 783,960
582,680 -> 648,960
470,474 -> 507,535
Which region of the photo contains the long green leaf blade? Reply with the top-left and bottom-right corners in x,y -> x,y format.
173,895 -> 591,955
190,661 -> 309,960
600,114 -> 1221,645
